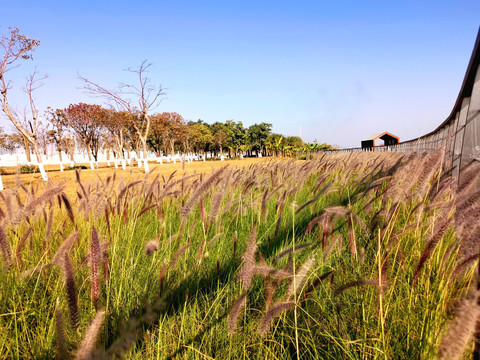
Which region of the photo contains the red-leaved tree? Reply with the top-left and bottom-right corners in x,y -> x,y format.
63,103 -> 107,166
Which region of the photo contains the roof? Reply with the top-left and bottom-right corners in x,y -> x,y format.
362,132 -> 399,142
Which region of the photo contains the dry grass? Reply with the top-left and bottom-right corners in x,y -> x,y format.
1,158 -> 267,197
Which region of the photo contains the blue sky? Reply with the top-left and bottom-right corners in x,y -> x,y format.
1,0 -> 479,147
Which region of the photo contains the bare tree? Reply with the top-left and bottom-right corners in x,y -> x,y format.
79,60 -> 165,173
0,28 -> 48,180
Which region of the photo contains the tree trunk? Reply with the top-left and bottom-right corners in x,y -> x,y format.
141,137 -> 149,174
43,136 -> 48,159
114,133 -> 125,160
23,136 -> 32,163
32,142 -> 48,181
58,149 -> 64,172
85,141 -> 95,169
86,143 -> 93,162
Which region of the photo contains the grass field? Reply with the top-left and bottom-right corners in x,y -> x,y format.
0,152 -> 479,359
1,158 -> 265,197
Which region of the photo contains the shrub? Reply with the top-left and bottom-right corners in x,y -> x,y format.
19,165 -> 39,174
65,165 -> 88,170
0,168 -> 11,175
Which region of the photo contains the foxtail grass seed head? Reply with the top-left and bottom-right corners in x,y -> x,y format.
55,307 -> 68,360
207,232 -> 223,247
170,241 -> 190,269
237,226 -> 257,290
90,227 -> 101,310
251,266 -> 291,282
275,242 -> 314,262
104,207 -> 111,240
0,225 -> 12,266
209,188 -> 225,224
287,256 -> 315,299
63,253 -> 79,328
228,292 -> 247,334
52,232 -> 79,266
413,220 -> 451,285
159,261 -> 166,294
145,240 -> 159,255
22,183 -> 66,221
15,226 -> 33,262
181,166 -> 228,218
61,193 -> 75,226
197,238 -> 206,265
438,294 -> 480,360
258,301 -> 295,336
75,310 -> 106,360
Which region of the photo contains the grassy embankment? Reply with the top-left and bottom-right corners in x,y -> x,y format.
0,152 -> 479,359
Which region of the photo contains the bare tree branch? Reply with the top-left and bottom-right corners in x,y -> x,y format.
0,27 -> 47,179
78,60 -> 165,173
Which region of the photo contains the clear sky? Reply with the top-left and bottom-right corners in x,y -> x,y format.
1,0 -> 479,147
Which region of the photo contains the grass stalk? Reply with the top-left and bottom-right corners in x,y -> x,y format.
377,230 -> 387,359
292,201 -> 300,360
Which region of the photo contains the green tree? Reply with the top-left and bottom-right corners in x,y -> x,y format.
247,122 -> 272,157
211,122 -> 230,156
267,133 -> 283,156
187,120 -> 213,156
224,120 -> 246,156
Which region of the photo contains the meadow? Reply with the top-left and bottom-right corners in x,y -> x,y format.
0,151 -> 479,359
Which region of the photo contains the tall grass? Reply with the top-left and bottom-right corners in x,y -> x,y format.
0,151 -> 479,359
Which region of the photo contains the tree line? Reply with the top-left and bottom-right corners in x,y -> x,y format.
1,106 -> 332,160
1,27 -> 332,179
